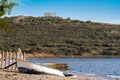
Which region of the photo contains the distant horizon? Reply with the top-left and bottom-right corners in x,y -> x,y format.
10,0 -> 120,24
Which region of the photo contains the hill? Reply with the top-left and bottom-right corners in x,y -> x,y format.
0,16 -> 120,57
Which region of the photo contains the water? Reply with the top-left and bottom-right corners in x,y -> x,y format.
27,58 -> 120,80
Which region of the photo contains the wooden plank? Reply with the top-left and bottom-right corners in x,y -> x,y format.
10,51 -> 13,70
8,51 -> 11,70
23,52 -> 26,61
20,51 -> 23,60
4,62 -> 17,69
13,52 -> 16,71
1,51 -> 5,69
11,51 -> 14,70
4,51 -> 6,69
20,52 -> 22,60
13,52 -> 17,71
18,48 -> 21,60
0,50 -> 1,59
0,50 -> 2,69
16,52 -> 18,71
17,50 -> 20,60
5,51 -> 8,68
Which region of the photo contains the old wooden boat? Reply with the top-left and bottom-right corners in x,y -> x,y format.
17,60 -> 72,76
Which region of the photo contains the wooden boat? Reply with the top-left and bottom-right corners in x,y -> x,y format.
17,60 -> 72,76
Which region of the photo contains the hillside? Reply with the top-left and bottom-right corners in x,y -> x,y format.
0,16 -> 120,57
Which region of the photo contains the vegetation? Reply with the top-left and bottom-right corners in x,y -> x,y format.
0,0 -> 18,30
0,16 -> 120,56
0,0 -> 18,16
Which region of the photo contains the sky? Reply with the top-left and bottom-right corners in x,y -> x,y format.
10,0 -> 120,24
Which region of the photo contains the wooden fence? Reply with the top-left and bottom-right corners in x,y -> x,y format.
0,48 -> 26,71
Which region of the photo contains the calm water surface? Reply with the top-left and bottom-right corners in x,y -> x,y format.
27,58 -> 120,80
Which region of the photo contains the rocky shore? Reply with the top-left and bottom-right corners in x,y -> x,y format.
26,53 -> 120,58
1,52 -> 120,59
0,70 -> 91,80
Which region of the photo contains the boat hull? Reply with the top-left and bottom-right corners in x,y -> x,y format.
17,60 -> 65,76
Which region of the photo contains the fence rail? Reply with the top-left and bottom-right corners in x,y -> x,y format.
0,48 -> 26,71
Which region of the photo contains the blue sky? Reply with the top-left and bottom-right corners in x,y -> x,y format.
11,0 -> 120,24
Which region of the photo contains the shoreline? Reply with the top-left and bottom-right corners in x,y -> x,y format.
26,53 -> 120,58
1,53 -> 120,80
1,52 -> 120,59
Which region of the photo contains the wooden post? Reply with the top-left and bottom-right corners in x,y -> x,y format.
1,51 -> 5,69
23,52 -> 26,61
17,49 -> 20,60
10,51 -> 14,70
20,49 -> 23,60
5,51 -> 8,68
4,51 -> 6,69
8,52 -> 11,70
0,48 -> 26,71
12,52 -> 16,70
16,51 -> 18,71
14,52 -> 17,71
0,51 -> 2,69
20,52 -> 23,60
0,50 -> 2,69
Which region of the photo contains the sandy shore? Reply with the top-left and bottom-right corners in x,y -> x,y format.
0,70 -> 91,80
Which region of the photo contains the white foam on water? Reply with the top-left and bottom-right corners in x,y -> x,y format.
106,75 -> 120,80
66,71 -> 120,80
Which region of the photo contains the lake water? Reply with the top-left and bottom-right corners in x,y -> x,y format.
27,58 -> 120,80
